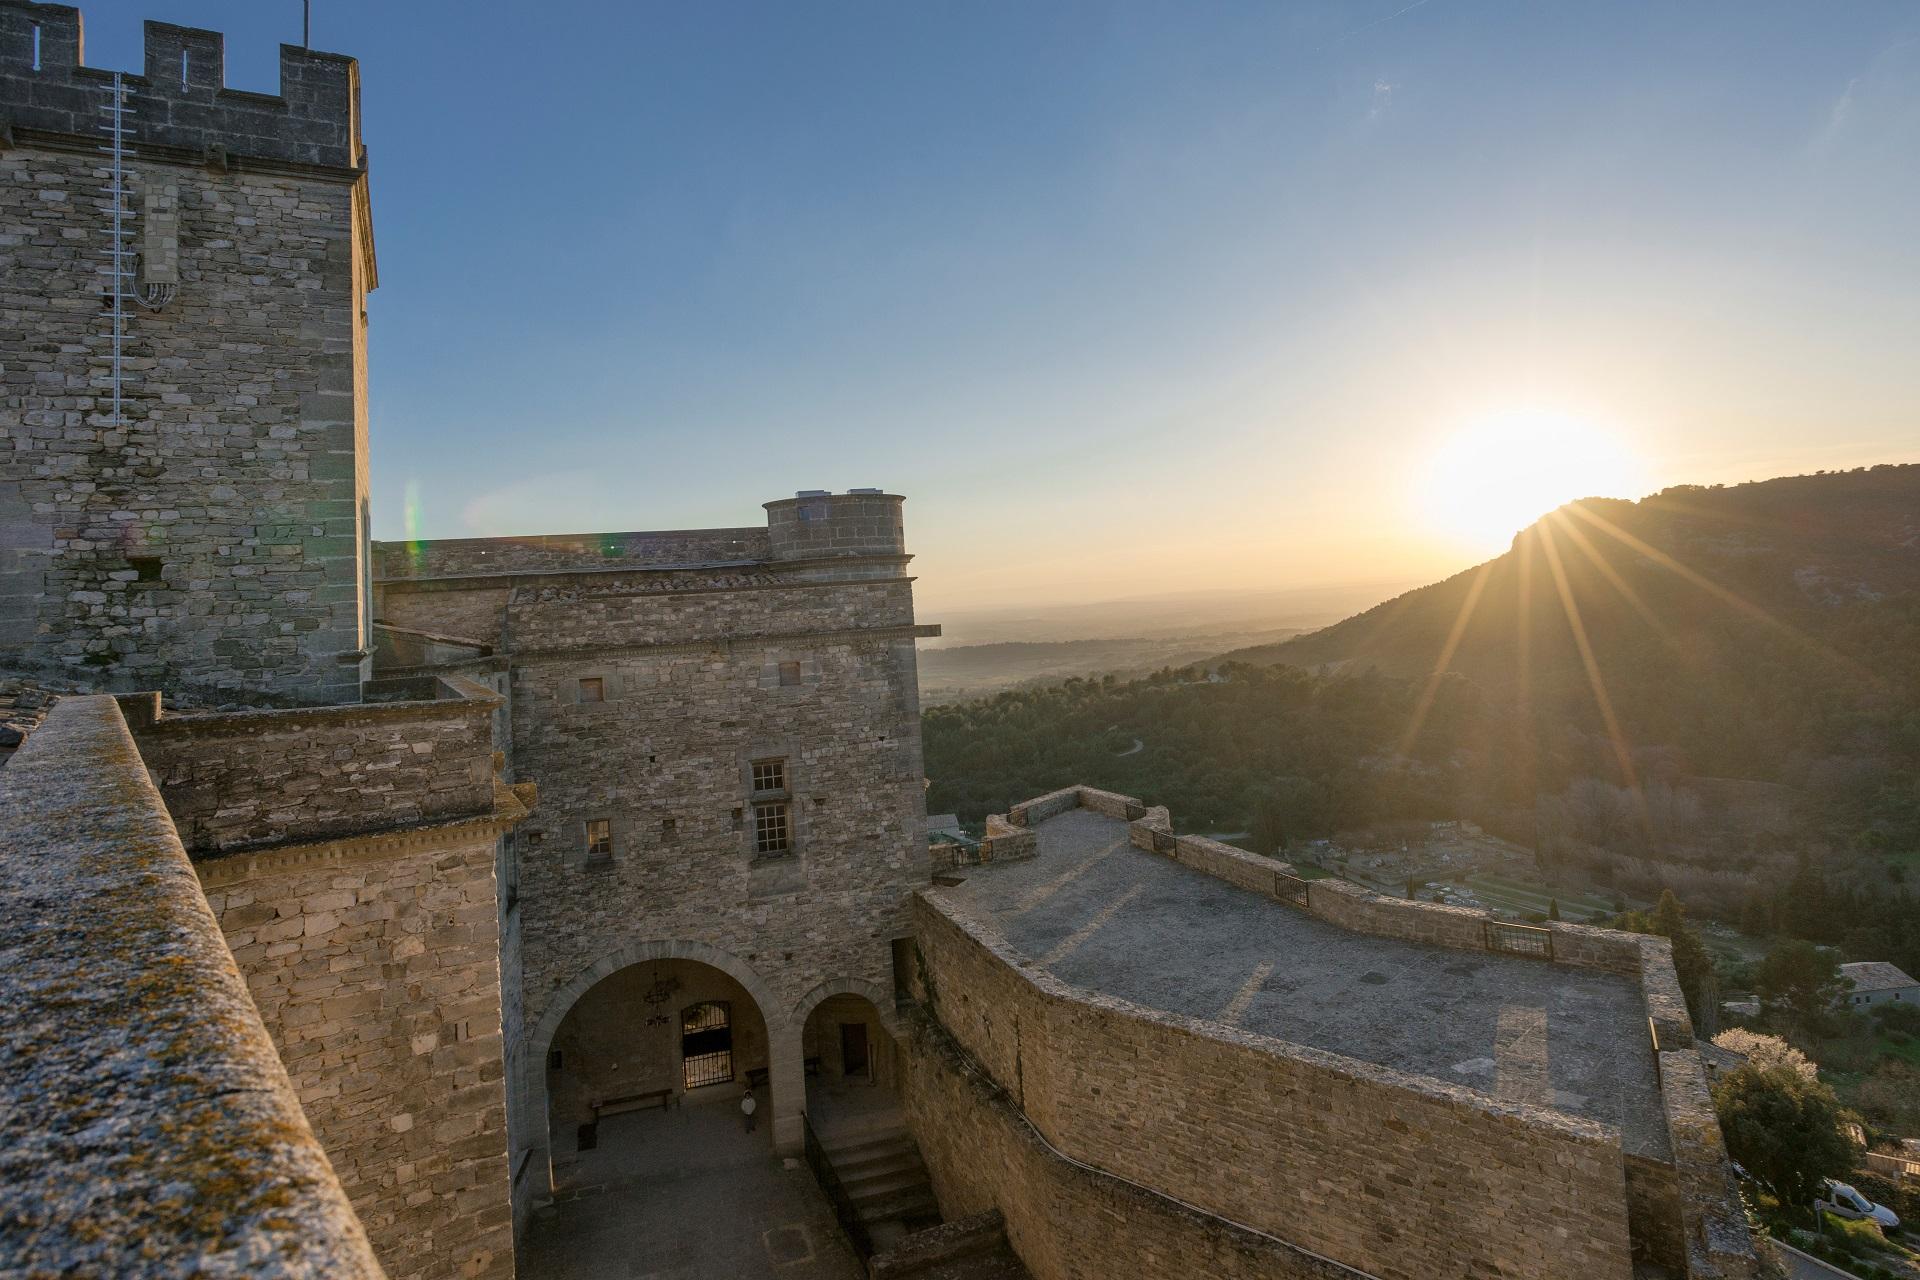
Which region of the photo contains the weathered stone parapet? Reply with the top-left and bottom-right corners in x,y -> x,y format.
910,888 -> 1636,1280
0,695 -> 383,1277
374,527 -> 771,580
119,675 -> 499,854
764,491 -> 906,561
1658,1049 -> 1762,1279
0,4 -> 364,172
979,811 -> 1036,861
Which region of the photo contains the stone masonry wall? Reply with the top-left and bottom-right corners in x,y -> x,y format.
902,1014 -> 1366,1280
512,626 -> 927,1030
0,11 -> 372,703
201,821 -> 515,1280
911,890 -> 1636,1280
122,677 -> 496,853
375,527 -> 769,580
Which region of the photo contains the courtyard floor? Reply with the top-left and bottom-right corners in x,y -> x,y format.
518,1099 -> 864,1280
948,807 -> 1671,1157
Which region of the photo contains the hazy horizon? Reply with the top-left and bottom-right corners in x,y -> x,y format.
75,1 -> 1920,614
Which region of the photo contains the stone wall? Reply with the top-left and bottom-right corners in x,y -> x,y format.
199,807 -> 524,1280
1656,1050 -> 1762,1279
120,676 -> 497,853
904,1015 -> 1371,1280
376,584 -> 513,649
0,8 -> 373,703
375,527 -> 769,580
0,695 -> 383,1276
368,495 -> 936,1206
1000,784 -> 1760,1280
910,890 -> 1637,1280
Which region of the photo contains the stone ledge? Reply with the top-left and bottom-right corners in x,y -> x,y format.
0,695 -> 383,1277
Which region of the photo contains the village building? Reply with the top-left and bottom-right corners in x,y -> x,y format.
1838,961 -> 1920,1012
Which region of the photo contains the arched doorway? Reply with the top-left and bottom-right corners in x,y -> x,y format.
795,982 -> 936,1251
543,957 -> 774,1180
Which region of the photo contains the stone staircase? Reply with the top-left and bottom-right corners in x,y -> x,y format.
870,1211 -> 1030,1280
817,1121 -> 941,1251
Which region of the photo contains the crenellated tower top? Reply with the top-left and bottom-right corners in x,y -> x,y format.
0,2 -> 362,171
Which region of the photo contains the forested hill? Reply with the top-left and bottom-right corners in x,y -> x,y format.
924,464 -> 1920,951
1217,464 -> 1920,788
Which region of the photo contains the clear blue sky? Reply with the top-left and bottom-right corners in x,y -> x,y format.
77,2 -> 1920,609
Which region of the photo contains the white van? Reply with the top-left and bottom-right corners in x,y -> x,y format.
1817,1179 -> 1901,1231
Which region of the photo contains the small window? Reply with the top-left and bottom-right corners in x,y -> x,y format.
577,677 -> 605,703
778,661 -> 801,687
585,819 -> 612,858
751,758 -> 786,795
128,555 -> 163,582
753,802 -> 791,857
660,817 -> 676,838
731,807 -> 744,831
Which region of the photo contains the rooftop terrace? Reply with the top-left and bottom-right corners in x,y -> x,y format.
947,805 -> 1670,1158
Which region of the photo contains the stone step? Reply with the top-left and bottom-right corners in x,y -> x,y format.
855,1185 -> 940,1226
821,1130 -> 913,1165
847,1166 -> 932,1206
835,1146 -> 924,1182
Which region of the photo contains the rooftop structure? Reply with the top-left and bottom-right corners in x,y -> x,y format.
901,786 -> 1760,1280
946,805 -> 1669,1156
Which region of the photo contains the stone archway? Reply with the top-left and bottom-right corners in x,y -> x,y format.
513,939 -> 804,1211
790,975 -> 901,1040
795,978 -> 905,1145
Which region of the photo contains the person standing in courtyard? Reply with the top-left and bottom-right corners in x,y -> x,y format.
740,1086 -> 758,1133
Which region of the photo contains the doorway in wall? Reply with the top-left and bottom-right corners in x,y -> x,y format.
839,1021 -> 869,1079
681,1001 -> 734,1089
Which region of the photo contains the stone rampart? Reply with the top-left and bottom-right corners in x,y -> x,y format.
903,1013 -> 1373,1280
1122,791 -> 1664,984
764,491 -> 905,561
0,7 -> 376,704
506,577 -> 917,654
0,695 -> 383,1276
372,622 -> 491,669
199,795 -> 526,1280
0,5 -> 362,170
911,890 -> 1636,1280
119,675 -> 498,854
1011,784 -> 1756,1278
1657,1050 -> 1761,1279
375,527 -> 770,580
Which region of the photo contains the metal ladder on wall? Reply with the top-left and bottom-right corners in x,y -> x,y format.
95,71 -> 135,426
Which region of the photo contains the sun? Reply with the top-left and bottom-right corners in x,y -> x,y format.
1417,409 -> 1647,555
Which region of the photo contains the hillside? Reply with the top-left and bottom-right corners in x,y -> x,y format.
917,629 -> 1304,704
925,465 -> 1920,968
1219,464 -> 1920,790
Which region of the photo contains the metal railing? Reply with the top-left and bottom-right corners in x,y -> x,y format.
802,1112 -> 874,1260
1482,919 -> 1554,960
1273,869 -> 1311,908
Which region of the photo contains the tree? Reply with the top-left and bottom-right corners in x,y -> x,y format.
1756,940 -> 1845,1034
1618,890 -> 1718,1031
1548,898 -> 1561,921
1712,1064 -> 1857,1220
1710,1029 -> 1817,1082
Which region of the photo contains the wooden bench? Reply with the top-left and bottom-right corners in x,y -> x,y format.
592,1087 -> 674,1119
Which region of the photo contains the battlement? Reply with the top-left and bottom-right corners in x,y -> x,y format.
0,3 -> 362,170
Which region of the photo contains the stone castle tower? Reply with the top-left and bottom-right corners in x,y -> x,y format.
0,3 -> 374,703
